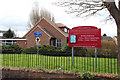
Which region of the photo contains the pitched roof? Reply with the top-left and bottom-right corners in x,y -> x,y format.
55,23 -> 69,29
24,22 -> 41,37
42,18 -> 68,37
24,17 -> 68,38
101,36 -> 113,41
43,28 -> 55,38
24,25 -> 52,38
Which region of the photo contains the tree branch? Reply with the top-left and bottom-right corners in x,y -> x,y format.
55,0 -> 104,17
104,1 -> 119,21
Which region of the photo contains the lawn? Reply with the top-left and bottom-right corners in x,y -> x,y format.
2,54 -> 118,74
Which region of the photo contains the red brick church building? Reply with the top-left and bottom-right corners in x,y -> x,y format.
16,18 -> 69,48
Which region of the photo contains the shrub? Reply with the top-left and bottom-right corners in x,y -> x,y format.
22,47 -> 37,54
38,45 -> 57,52
87,40 -> 118,58
22,44 -> 87,56
61,44 -> 88,56
78,71 -> 94,79
2,44 -> 22,54
38,45 -> 61,55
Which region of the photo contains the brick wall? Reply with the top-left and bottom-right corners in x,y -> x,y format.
38,19 -> 67,47
23,18 -> 68,48
16,40 -> 27,48
25,27 -> 51,48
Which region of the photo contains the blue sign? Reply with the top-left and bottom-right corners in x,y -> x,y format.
70,35 -> 76,43
34,31 -> 42,37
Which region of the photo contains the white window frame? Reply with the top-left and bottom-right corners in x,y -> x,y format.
64,28 -> 67,33
56,39 -> 62,47
1,40 -> 16,45
50,40 -> 53,46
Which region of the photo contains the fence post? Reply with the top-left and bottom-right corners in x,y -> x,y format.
95,48 -> 97,72
0,43 -> 2,80
118,47 -> 120,78
72,47 -> 74,66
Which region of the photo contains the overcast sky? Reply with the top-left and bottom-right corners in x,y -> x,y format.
0,0 -> 117,37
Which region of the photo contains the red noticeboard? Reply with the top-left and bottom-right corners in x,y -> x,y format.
69,26 -> 101,48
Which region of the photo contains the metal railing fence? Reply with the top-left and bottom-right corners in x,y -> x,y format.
2,51 -> 118,74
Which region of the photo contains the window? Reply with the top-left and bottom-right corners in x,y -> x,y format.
50,40 -> 53,46
56,39 -> 62,47
1,40 -> 16,45
0,33 -> 3,36
64,28 -> 68,33
67,37 -> 69,43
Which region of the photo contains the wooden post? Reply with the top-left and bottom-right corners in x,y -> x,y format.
95,48 -> 97,72
72,47 -> 74,66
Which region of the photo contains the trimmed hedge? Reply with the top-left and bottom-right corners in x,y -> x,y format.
60,44 -> 88,56
2,45 -> 22,54
2,43 -> 118,58
32,45 -> 88,56
22,47 -> 37,54
22,45 -> 88,56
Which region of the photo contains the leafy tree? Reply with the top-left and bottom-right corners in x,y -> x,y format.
27,2 -> 55,30
3,29 -> 14,38
56,0 -> 120,76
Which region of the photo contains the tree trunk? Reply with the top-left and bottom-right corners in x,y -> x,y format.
105,1 -> 120,77
117,1 -> 120,77
117,24 -> 120,77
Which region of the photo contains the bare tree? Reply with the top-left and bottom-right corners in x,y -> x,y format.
27,2 -> 55,30
39,8 -> 55,22
56,0 -> 120,76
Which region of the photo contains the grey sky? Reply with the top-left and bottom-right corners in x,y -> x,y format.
0,0 -> 117,37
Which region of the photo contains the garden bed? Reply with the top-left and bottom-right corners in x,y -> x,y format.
1,67 -> 119,80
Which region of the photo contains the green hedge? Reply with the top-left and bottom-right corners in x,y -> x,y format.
61,44 -> 88,56
22,44 -> 88,56
2,45 -> 23,54
23,44 -> 117,58
22,47 -> 37,54
2,44 -> 117,58
25,44 -> 87,56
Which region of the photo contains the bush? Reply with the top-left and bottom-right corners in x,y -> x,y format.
38,45 -> 61,55
61,44 -> 88,56
87,40 -> 118,58
2,44 -> 22,54
38,45 -> 57,52
22,44 -> 87,56
22,45 -> 61,55
78,71 -> 94,79
22,47 -> 37,54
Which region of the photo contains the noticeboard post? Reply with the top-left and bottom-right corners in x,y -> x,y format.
34,31 -> 42,54
69,26 -> 101,71
35,37 -> 40,54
